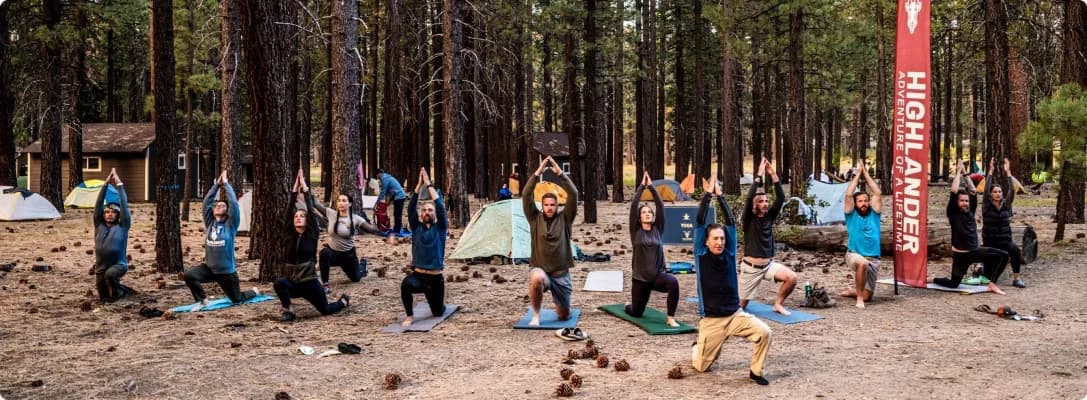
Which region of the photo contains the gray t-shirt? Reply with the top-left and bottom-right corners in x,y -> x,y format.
314,199 -> 381,252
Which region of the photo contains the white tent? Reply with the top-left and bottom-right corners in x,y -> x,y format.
0,186 -> 62,221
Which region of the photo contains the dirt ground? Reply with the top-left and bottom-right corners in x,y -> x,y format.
1,184 -> 1086,400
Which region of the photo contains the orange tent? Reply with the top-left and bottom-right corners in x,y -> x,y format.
641,184 -> 678,202
508,177 -> 521,194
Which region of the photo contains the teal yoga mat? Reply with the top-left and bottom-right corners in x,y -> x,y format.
513,308 -> 581,329
170,295 -> 276,313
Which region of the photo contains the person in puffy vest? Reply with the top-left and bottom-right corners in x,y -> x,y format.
982,158 -> 1025,288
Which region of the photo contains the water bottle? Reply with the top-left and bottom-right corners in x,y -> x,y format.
804,281 -> 812,297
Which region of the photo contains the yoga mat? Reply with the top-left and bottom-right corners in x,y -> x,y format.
877,278 -> 991,294
170,295 -> 276,313
513,308 -> 581,330
382,304 -> 460,333
583,270 -> 624,292
598,304 -> 696,335
685,297 -> 822,325
667,261 -> 695,274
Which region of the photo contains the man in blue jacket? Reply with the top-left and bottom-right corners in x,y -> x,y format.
374,169 -> 408,236
400,168 -> 448,326
184,170 -> 260,311
93,168 -> 133,302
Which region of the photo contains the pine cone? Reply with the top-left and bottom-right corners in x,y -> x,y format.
569,374 -> 583,388
614,359 -> 630,372
585,339 -> 596,349
595,355 -> 609,368
560,368 -> 575,380
383,372 -> 403,390
667,366 -> 684,379
583,345 -> 599,359
568,349 -> 584,359
554,383 -> 574,397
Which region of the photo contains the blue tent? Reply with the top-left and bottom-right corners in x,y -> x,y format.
650,179 -> 694,201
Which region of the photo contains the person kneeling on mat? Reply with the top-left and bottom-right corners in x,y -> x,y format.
313,187 -> 384,294
93,168 -> 134,302
275,170 -> 351,321
184,170 -> 260,311
400,168 -> 448,326
692,176 -> 773,385
929,163 -> 1008,294
523,156 -> 579,326
626,171 -> 679,327
840,160 -> 882,309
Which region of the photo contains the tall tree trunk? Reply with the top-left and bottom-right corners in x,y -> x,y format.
516,0 -> 529,189
720,12 -> 738,193
563,22 -> 579,188
542,0 -> 555,134
0,2 -> 13,186
66,5 -> 86,192
583,0 -> 602,222
875,0 -> 891,193
787,7 -> 805,196
611,0 -> 625,202
673,1 -> 688,182
300,22 -> 313,187
442,0 -> 470,227
40,0 -> 64,211
1055,0 -> 1087,241
239,0 -> 295,280
431,1 -> 445,189
813,109 -> 823,177
332,0 -> 362,204
322,24 -> 333,202
692,0 -> 709,184
750,27 -> 764,163
942,34 -> 954,180
181,0 -> 197,221
151,0 -> 181,272
220,0 -> 243,186
983,0 -> 1012,177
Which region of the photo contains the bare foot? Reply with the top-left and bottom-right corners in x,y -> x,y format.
988,283 -> 1006,295
529,315 -> 541,327
926,276 -> 935,283
840,288 -> 857,298
772,303 -> 792,316
401,316 -> 414,327
666,317 -> 680,327
855,299 -> 865,309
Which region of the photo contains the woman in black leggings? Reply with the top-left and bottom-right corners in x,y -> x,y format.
274,170 -> 350,321
626,172 -> 680,327
314,190 -> 383,293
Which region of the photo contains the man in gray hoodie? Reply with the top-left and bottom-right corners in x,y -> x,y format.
183,170 -> 260,310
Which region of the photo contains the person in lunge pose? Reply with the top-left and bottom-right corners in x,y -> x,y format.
400,168 -> 448,326
313,186 -> 384,293
274,170 -> 351,321
692,176 -> 773,385
982,158 -> 1025,288
840,160 -> 882,308
740,158 -> 798,315
522,156 -> 579,326
92,168 -> 134,302
183,170 -> 260,310
929,162 -> 1008,295
625,171 -> 680,326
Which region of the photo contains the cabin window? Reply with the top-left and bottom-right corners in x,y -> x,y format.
177,153 -> 187,170
562,162 -> 570,174
83,156 -> 102,172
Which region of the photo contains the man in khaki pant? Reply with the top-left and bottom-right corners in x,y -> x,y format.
691,179 -> 772,385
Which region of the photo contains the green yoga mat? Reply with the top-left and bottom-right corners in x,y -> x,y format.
598,304 -> 697,335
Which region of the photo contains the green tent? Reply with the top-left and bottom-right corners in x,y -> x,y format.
450,199 -> 578,261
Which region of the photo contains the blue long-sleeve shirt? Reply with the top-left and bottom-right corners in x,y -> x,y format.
377,173 -> 407,201
694,193 -> 740,318
94,184 -> 130,267
203,183 -> 240,274
409,190 -> 448,270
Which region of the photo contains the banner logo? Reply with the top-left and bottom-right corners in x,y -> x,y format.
906,0 -> 922,35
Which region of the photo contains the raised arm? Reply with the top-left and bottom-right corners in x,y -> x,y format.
844,167 -> 861,215
203,182 -> 220,224
742,176 -> 758,224
650,184 -> 665,231
223,182 -> 240,231
1003,158 -> 1016,210
434,190 -> 447,230
117,185 -> 131,229
696,192 -> 713,227
950,162 -> 963,194
716,195 -> 735,226
630,185 -> 646,231
408,192 -> 420,230
862,165 -> 881,214
556,169 -> 579,222
93,182 -> 109,226
767,180 -> 786,220
522,174 -> 540,219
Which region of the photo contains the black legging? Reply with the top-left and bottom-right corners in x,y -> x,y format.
985,240 -> 1022,274
183,263 -> 255,303
273,278 -> 346,315
392,198 -> 406,233
401,272 -> 445,317
626,273 -> 679,317
319,247 -> 366,283
934,247 -> 1009,288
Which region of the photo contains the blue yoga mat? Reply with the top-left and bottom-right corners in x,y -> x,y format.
686,297 -> 822,325
170,295 -> 276,313
513,308 -> 581,329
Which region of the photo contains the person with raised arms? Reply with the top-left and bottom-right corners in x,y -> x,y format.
929,162 -> 1008,295
625,171 -> 680,327
740,158 -> 798,316
92,168 -> 133,302
400,167 -> 448,326
982,158 -> 1025,288
840,160 -> 882,308
522,156 -> 579,326
313,184 -> 384,294
691,176 -> 773,385
183,170 -> 260,311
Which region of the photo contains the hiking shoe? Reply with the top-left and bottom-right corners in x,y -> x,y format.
1012,279 -> 1026,288
281,311 -> 296,322
749,371 -> 769,385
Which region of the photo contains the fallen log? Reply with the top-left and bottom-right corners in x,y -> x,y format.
776,224 -> 951,257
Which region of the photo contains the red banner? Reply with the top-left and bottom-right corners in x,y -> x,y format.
891,0 -> 931,288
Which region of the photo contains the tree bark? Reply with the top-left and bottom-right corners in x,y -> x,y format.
220,0 -> 243,186
611,0 -> 625,202
181,0 -> 197,221
583,0 -> 602,222
40,0 -> 64,211
239,0 -> 295,281
1055,0 -> 1087,240
983,0 -> 1012,176
332,0 -> 362,204
0,2 -> 13,186
875,0 -> 891,193
787,7 -> 805,196
151,0 -> 181,273
300,17 -> 313,188
442,0 -> 470,227
692,0 -> 709,184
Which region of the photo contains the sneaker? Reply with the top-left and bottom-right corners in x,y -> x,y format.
1012,279 -> 1026,288
281,311 -> 296,322
358,259 -> 369,277
191,298 -> 211,312
339,294 -> 352,308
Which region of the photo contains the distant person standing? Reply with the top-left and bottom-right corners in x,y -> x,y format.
374,169 -> 408,236
92,168 -> 133,302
